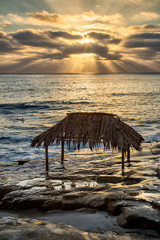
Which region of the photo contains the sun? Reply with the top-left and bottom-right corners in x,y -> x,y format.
78,38 -> 94,44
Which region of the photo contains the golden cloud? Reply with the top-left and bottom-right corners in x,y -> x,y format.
28,11 -> 124,29
132,11 -> 160,22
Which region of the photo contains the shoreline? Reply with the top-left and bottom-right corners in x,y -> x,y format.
0,142 -> 160,239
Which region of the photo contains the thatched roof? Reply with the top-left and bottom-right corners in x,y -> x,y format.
31,112 -> 144,152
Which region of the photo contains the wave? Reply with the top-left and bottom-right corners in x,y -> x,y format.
111,92 -> 160,97
0,100 -> 91,113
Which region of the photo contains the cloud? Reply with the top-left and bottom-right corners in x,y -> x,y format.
12,29 -> 61,48
132,11 -> 160,22
128,0 -> 143,4
29,11 -> 124,28
11,29 -> 82,49
123,32 -> 160,61
124,40 -> 160,51
130,24 -> 160,31
0,7 -> 159,74
86,32 -> 111,40
47,31 -> 82,40
124,32 -> 160,51
28,10 -> 65,25
62,42 -> 119,60
0,29 -> 122,62
0,31 -> 19,53
128,33 -> 160,39
86,31 -> 122,44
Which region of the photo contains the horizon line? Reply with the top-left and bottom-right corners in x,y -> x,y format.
0,72 -> 160,75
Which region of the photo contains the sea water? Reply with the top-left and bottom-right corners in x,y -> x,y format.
0,73 -> 160,162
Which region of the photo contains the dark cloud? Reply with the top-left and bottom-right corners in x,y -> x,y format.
121,29 -> 160,62
132,49 -> 157,60
30,11 -> 64,24
37,42 -> 121,61
47,31 -> 82,40
62,42 -> 121,60
143,24 -> 160,29
86,31 -> 122,44
0,40 -> 16,53
11,30 -> 82,49
124,40 -> 160,51
124,31 -> 160,60
130,24 -> 160,31
108,38 -> 122,44
128,32 -> 160,39
87,32 -> 111,40
0,31 -> 18,53
12,30 -> 62,48
40,52 -> 68,60
1,29 -> 121,61
123,31 -> 160,61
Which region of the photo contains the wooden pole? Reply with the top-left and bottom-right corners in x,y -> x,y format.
45,146 -> 49,172
61,138 -> 64,165
122,149 -> 125,176
127,144 -> 131,166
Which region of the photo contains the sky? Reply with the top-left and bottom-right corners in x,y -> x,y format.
0,0 -> 160,73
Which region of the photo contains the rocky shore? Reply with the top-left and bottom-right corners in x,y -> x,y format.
0,142 -> 160,239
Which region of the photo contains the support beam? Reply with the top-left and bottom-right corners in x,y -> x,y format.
61,138 -> 64,165
45,146 -> 49,172
122,149 -> 125,176
127,144 -> 131,167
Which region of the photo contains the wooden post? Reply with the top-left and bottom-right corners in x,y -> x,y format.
61,138 -> 64,165
45,146 -> 49,172
122,149 -> 125,176
127,144 -> 131,167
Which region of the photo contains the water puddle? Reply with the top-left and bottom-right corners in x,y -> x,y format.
17,178 -> 99,191
47,180 -> 99,191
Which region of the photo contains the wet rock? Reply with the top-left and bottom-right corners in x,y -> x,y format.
117,206 -> 160,233
0,216 -> 87,240
42,200 -> 62,210
150,142 -> 160,155
0,184 -> 21,199
15,160 -> 29,166
97,175 -> 123,183
62,192 -> 110,210
123,177 -> 144,185
0,216 -> 159,240
1,189 -> 49,210
106,200 -> 150,215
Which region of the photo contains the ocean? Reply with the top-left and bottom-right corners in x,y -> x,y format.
0,73 -> 160,162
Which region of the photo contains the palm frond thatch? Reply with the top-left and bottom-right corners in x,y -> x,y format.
31,112 -> 144,152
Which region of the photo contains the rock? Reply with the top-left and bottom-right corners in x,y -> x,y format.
106,200 -> 150,215
15,160 -> 29,166
1,189 -> 49,210
62,192 -> 110,210
117,206 -> 160,233
42,196 -> 63,210
1,216 -> 158,240
0,216 -> 87,240
63,192 -> 87,200
150,142 -> 160,155
0,184 -> 21,199
97,175 -> 123,183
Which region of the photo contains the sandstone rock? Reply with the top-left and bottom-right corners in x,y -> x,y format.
0,216 -> 157,240
42,196 -> 63,210
0,184 -> 21,199
117,206 -> 160,233
97,175 -> 123,183
106,200 -> 150,215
